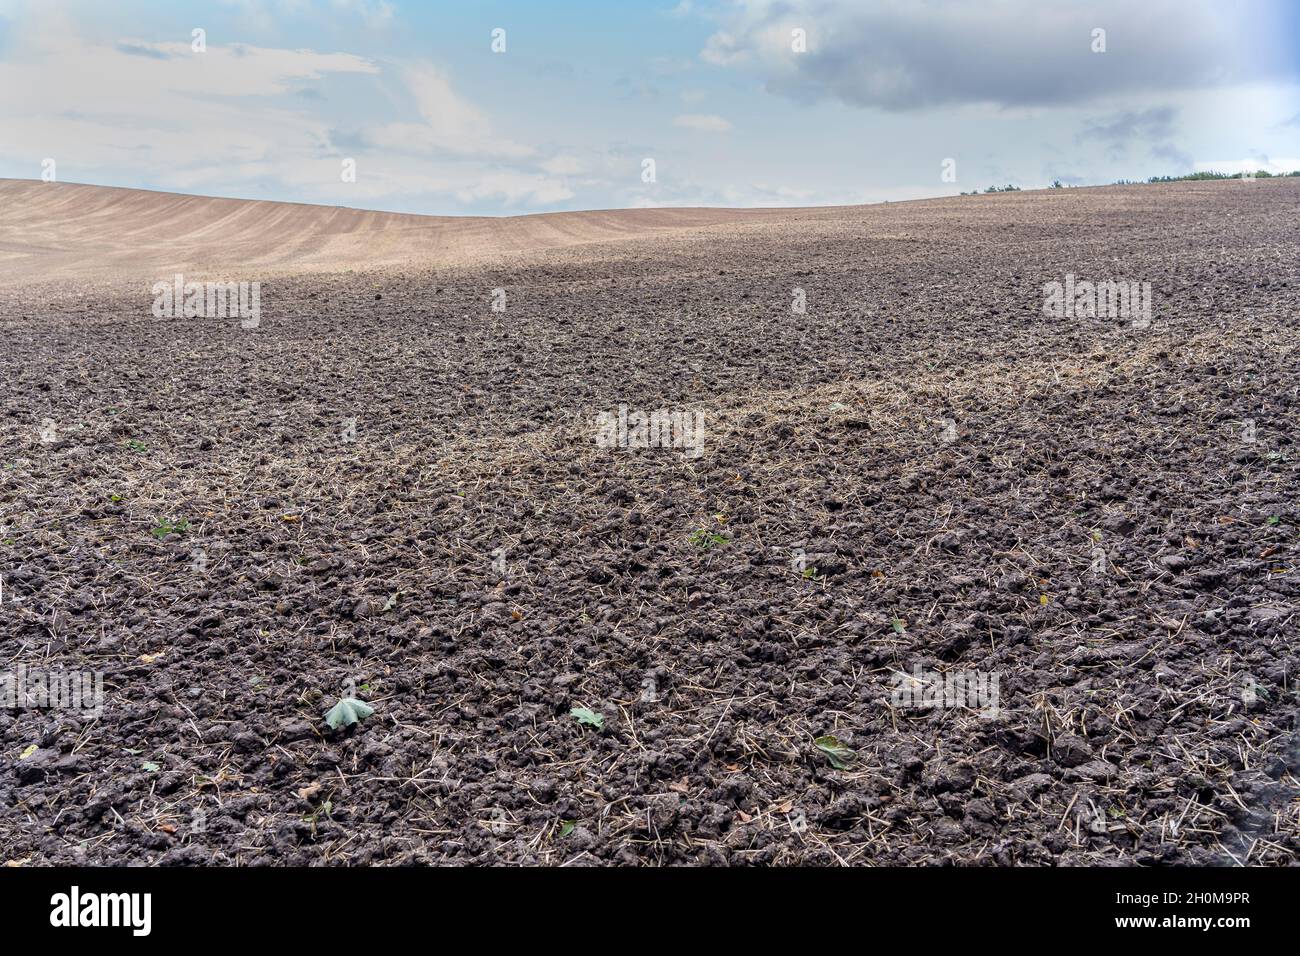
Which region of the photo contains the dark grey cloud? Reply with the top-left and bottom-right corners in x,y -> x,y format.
1080,106 -> 1180,159
1076,107 -> 1189,166
1082,107 -> 1179,144
703,0 -> 1299,111
1150,142 -> 1193,170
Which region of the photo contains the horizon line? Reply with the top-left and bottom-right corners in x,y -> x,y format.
2,168 -> 1294,221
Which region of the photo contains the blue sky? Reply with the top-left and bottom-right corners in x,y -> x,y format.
0,0 -> 1297,215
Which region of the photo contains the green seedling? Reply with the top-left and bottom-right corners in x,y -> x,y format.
570,707 -> 604,730
814,735 -> 854,769
689,529 -> 729,549
324,697 -> 375,730
151,518 -> 190,539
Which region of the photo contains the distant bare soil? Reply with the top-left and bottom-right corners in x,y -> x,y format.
1,179 -> 1297,866
0,179 -> 786,287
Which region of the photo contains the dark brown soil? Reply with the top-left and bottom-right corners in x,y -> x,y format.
1,180 -> 1298,865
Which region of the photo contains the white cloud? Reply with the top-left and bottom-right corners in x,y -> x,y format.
674,113 -> 734,132
0,12 -> 571,212
216,0 -> 395,29
331,0 -> 395,28
0,24 -> 376,180
1195,157 -> 1300,175
701,31 -> 746,66
0,32 -> 378,109
540,155 -> 587,175
365,64 -> 533,159
455,171 -> 574,205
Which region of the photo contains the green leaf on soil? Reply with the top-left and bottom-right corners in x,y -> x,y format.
19,745 -> 38,760
814,735 -> 854,769
324,697 -> 375,730
890,617 -> 906,634
141,761 -> 160,772
688,529 -> 729,549
150,517 -> 190,539
559,820 -> 576,838
570,707 -> 604,730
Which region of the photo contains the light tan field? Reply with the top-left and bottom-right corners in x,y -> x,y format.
0,179 -> 792,287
